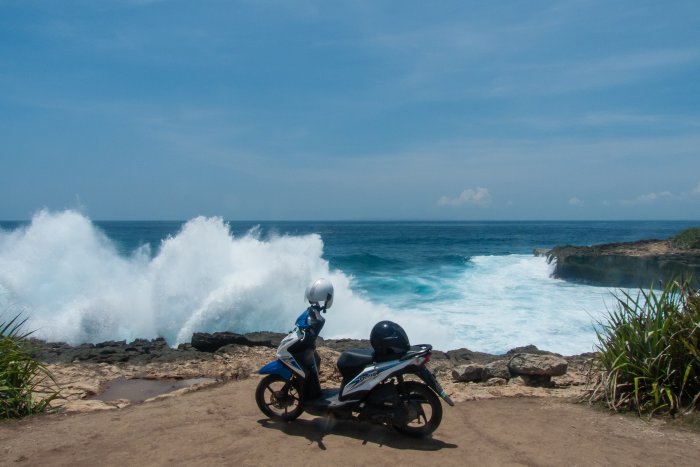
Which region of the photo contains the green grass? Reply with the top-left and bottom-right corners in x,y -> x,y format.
587,279 -> 699,418
1,313 -> 61,419
672,227 -> 700,249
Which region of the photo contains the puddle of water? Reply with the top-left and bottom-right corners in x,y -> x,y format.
90,377 -> 216,403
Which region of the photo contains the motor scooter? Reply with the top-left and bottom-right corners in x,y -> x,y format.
255,319 -> 454,437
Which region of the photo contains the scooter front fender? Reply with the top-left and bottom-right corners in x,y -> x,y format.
258,359 -> 293,380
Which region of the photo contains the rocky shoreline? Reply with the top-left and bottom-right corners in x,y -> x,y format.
29,333 -> 593,413
539,235 -> 700,288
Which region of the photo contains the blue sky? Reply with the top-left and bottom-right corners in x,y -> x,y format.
1,0 -> 699,220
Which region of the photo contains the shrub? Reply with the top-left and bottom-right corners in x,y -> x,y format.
672,227 -> 700,249
1,313 -> 61,418
587,279 -> 699,416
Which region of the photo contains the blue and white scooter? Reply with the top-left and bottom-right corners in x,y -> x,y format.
255,279 -> 453,438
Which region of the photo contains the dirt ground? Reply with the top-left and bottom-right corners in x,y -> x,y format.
1,376 -> 698,467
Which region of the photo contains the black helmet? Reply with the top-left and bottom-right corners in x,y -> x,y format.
370,320 -> 410,357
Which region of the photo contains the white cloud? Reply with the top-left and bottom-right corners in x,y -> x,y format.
693,182 -> 700,196
620,191 -> 673,205
438,187 -> 492,207
569,197 -> 583,206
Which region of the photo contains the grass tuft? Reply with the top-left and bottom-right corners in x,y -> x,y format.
1,312 -> 61,419
586,279 -> 699,418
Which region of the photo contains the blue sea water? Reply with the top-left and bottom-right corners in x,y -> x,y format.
0,211 -> 696,354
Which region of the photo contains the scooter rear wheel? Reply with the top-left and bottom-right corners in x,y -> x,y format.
393,381 -> 443,437
255,374 -> 304,421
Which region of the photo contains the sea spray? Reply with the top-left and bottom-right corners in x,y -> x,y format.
425,255 -> 616,354
0,210 -> 455,348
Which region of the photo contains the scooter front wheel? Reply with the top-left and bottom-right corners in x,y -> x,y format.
255,374 -> 304,421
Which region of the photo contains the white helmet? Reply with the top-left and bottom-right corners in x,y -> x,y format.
305,278 -> 334,310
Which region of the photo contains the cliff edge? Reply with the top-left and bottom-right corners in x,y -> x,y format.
544,228 -> 700,288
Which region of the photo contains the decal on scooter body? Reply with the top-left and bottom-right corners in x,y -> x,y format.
275,327 -> 306,378
341,356 -> 424,398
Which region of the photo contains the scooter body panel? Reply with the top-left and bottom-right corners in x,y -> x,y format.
258,359 -> 293,380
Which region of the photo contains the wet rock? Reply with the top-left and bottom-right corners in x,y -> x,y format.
95,340 -> 127,348
533,248 -> 551,257
191,331 -> 286,352
546,239 -> 700,288
191,332 -> 248,352
30,337 -> 211,364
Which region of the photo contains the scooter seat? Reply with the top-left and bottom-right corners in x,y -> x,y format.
336,348 -> 374,381
337,348 -> 374,368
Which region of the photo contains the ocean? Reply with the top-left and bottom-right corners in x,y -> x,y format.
0,210 -> 696,355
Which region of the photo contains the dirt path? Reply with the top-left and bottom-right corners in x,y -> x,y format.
1,377 -> 698,467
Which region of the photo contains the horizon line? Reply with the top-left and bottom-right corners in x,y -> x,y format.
1,218 -> 699,223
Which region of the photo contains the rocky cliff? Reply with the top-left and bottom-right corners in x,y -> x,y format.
544,238 -> 700,288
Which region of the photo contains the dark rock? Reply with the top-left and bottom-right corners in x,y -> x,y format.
505,345 -> 561,357
29,337 -> 211,364
191,331 -> 287,352
191,332 -> 247,352
95,340 -> 126,348
546,239 -> 700,288
242,331 -> 286,348
533,248 -> 551,257
322,339 -> 372,351
446,348 -> 501,365
506,345 -> 540,355
483,360 -> 511,380
451,363 -> 486,382
520,374 -> 555,387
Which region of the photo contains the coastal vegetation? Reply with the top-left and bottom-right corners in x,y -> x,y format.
0,313 -> 60,418
672,227 -> 700,250
588,279 -> 700,417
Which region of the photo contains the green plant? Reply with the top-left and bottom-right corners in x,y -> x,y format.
672,227 -> 700,249
1,313 -> 61,418
587,279 -> 700,417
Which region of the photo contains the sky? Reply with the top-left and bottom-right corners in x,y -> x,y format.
1,0 -> 699,221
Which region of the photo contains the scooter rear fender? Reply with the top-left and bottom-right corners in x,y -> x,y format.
416,366 -> 455,406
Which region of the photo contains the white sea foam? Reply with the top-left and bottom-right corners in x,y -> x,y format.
412,255 -> 621,355
0,210 -> 625,354
0,210 -> 453,348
